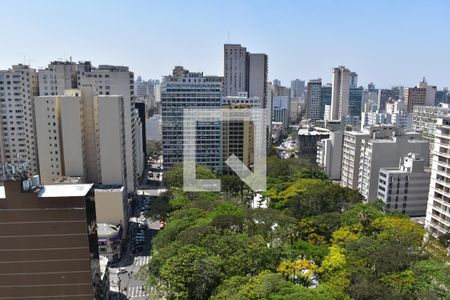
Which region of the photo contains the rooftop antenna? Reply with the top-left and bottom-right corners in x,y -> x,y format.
227,32 -> 230,43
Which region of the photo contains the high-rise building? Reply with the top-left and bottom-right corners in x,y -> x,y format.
358,131 -> 429,201
349,86 -> 363,118
272,96 -> 290,129
320,84 -> 332,119
306,79 -> 322,121
161,66 -> 223,171
377,88 -> 400,112
34,88 -> 128,189
426,117 -> 450,237
341,125 -> 398,189
434,88 -> 449,105
350,72 -> 358,88
223,44 -> 248,97
0,176 -> 101,299
290,79 -> 305,98
38,61 -> 77,96
223,44 -> 268,107
316,121 -> 345,180
0,64 -> 39,178
404,78 -> 437,112
76,63 -> 142,192
330,66 -> 351,120
377,153 -> 430,217
412,104 -> 450,164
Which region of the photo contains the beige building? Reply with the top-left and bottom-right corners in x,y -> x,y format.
0,64 -> 39,178
35,87 -> 128,190
94,186 -> 127,233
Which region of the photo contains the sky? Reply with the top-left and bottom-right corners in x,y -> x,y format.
1,0 -> 449,89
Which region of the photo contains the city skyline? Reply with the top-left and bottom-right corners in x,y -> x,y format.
1,0 -> 450,88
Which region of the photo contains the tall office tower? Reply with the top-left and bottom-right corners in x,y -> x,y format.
223,44 -> 268,107
34,88 -> 127,189
350,72 -> 358,88
0,177 -> 102,299
161,66 -> 223,171
224,44 -> 248,97
349,86 -> 363,117
434,88 -> 449,105
426,117 -> 450,237
291,79 -> 305,98
273,79 -> 281,87
77,64 -> 141,192
412,103 -> 450,165
320,84 -> 332,118
341,125 -> 397,189
368,82 -> 376,91
377,153 -> 431,217
38,61 -> 77,96
306,79 -> 322,121
248,53 -> 268,105
0,64 -> 39,178
377,88 -> 400,112
330,66 -> 351,121
404,78 -> 437,112
358,131 -> 429,201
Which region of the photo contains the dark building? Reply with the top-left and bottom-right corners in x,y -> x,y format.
135,100 -> 147,160
320,85 -> 332,118
378,88 -> 400,112
0,177 -> 101,299
349,87 -> 363,118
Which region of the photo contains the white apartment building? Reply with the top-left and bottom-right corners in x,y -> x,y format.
341,125 -> 398,189
317,131 -> 344,180
95,186 -> 127,235
413,104 -> 450,165
330,66 -> 351,121
425,117 -> 450,237
377,153 -> 430,217
35,88 -> 127,190
0,64 -> 39,178
38,61 -> 76,96
358,131 -> 429,201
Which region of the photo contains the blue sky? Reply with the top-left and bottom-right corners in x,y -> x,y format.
1,0 -> 449,88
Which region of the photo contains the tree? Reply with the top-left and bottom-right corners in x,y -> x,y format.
277,259 -> 318,286
158,245 -> 221,299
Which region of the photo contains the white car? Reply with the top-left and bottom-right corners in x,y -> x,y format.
117,267 -> 127,274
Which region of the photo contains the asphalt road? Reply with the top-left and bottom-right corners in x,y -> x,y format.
109,182 -> 164,299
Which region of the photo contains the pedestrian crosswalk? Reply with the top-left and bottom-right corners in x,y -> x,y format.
135,256 -> 151,267
127,285 -> 147,298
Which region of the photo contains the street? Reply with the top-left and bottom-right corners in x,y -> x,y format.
108,156 -> 165,300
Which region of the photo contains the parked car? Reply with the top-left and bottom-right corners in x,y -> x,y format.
117,268 -> 127,274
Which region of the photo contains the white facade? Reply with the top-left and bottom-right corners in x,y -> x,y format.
161,66 -> 223,170
341,125 -> 398,189
317,130 -> 344,180
358,131 -> 429,201
378,153 -> 430,217
425,117 -> 450,237
0,65 -> 39,178
95,186 -> 127,234
38,61 -> 76,96
146,114 -> 162,141
330,66 -> 351,121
